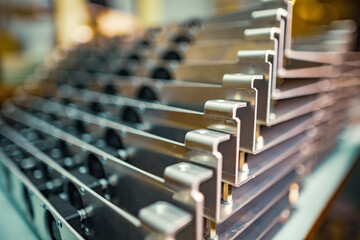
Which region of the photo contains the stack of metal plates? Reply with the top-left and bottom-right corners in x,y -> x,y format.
0,0 -> 359,239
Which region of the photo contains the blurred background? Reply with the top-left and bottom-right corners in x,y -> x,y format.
1,0 -> 360,95
0,1 -> 359,238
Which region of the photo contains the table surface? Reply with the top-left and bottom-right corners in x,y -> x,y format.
0,126 -> 359,240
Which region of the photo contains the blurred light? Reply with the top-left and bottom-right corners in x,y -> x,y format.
97,10 -> 140,37
72,25 -> 94,44
297,1 -> 325,22
51,46 -> 68,62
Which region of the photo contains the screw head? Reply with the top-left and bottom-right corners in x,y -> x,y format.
56,219 -> 62,229
84,227 -> 91,236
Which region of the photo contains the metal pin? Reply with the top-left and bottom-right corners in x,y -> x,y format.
222,183 -> 233,204
238,151 -> 246,170
78,208 -> 88,222
205,219 -> 217,240
255,124 -> 264,150
256,136 -> 264,150
288,182 -> 300,204
256,124 -> 261,138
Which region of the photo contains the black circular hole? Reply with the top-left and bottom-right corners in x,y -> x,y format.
75,120 -> 87,134
23,186 -> 34,221
104,129 -> 124,149
104,84 -> 117,95
87,68 -> 96,74
137,86 -> 158,101
172,34 -> 192,44
151,67 -> 172,80
45,211 -> 62,240
58,140 -> 70,157
49,113 -> 58,121
87,154 -> 105,179
62,98 -> 72,105
116,68 -> 130,76
67,182 -> 85,210
137,40 -> 150,48
121,107 -> 141,124
127,53 -> 140,62
74,82 -> 85,89
88,101 -> 103,113
38,162 -> 50,181
163,50 -> 182,61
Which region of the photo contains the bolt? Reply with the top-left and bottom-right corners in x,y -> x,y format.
104,194 -> 111,200
84,227 -> 91,236
56,219 -> 62,229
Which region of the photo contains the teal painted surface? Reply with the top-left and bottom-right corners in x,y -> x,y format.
0,188 -> 38,240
